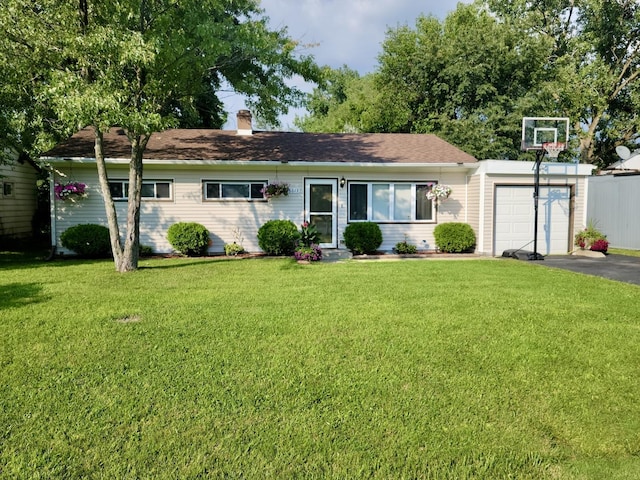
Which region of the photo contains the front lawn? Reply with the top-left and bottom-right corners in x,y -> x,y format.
1,255 -> 639,479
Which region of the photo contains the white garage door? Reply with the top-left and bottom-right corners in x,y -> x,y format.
494,186 -> 571,255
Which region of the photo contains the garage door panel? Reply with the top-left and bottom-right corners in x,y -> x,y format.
494,186 -> 570,255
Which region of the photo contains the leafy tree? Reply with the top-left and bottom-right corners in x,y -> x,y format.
0,1 -> 72,163
1,0 -> 320,271
489,0 -> 640,165
298,1 -> 640,166
299,4 -> 545,159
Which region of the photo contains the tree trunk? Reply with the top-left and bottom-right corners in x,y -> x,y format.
117,135 -> 147,272
93,127 -> 126,269
578,111 -> 602,164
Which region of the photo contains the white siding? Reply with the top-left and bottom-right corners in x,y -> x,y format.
0,162 -> 38,238
53,164 -> 472,254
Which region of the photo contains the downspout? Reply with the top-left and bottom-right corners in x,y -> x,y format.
46,170 -> 57,260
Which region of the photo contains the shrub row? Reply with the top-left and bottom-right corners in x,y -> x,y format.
61,221 -> 476,257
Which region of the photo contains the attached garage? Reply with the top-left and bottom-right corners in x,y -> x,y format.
494,185 -> 571,255
468,160 -> 593,257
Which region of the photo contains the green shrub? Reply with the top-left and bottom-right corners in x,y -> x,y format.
60,224 -> 111,258
433,222 -> 476,253
343,222 -> 383,255
257,220 -> 300,256
394,240 -> 418,254
139,245 -> 154,257
224,242 -> 245,256
167,222 -> 210,256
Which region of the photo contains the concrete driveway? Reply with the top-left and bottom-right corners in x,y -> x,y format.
540,253 -> 640,286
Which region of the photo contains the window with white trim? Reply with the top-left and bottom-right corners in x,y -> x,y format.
202,181 -> 266,200
109,180 -> 172,200
348,182 -> 436,222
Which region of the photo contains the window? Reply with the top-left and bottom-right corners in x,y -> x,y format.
348,182 -> 436,222
2,182 -> 14,197
109,180 -> 172,200
202,181 -> 266,200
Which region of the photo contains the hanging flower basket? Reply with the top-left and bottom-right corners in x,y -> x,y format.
426,184 -> 452,204
261,181 -> 289,199
55,181 -> 87,201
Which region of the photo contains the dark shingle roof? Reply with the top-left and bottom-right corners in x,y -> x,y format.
43,127 -> 477,164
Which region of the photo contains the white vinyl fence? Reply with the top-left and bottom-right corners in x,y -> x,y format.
587,174 -> 640,250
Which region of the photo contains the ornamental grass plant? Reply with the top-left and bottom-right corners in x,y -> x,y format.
1,253 -> 640,479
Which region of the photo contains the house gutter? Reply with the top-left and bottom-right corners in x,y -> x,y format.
41,156 -> 478,170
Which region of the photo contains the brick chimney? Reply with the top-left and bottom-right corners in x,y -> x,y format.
237,110 -> 253,136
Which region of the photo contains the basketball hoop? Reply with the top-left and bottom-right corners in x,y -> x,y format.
542,142 -> 565,159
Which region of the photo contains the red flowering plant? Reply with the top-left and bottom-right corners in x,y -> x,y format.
54,181 -> 87,201
590,238 -> 609,253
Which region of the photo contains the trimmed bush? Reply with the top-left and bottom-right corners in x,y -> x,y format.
257,219 -> 300,256
433,222 -> 476,253
343,222 -> 383,255
60,224 -> 111,258
167,222 -> 210,256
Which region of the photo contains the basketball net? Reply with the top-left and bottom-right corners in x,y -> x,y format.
542,142 -> 565,159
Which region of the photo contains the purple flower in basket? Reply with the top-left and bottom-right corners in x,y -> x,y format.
55,181 -> 87,200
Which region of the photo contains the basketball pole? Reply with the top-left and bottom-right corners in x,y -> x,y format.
529,149 -> 545,261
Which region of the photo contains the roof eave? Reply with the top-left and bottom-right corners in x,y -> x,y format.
41,156 -> 476,168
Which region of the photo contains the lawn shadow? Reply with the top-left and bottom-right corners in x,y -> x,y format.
138,254 -> 276,270
0,283 -> 48,309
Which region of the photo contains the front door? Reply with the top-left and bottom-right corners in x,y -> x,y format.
305,178 -> 338,248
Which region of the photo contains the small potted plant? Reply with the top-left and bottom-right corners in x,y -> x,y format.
575,221 -> 608,254
54,181 -> 87,201
426,184 -> 452,204
261,181 -> 289,199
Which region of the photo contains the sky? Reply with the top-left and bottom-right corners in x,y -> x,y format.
222,0 -> 470,130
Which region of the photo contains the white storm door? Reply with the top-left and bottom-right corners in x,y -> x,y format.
305,179 -> 338,248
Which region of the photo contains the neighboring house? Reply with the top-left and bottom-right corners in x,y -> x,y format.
0,157 -> 39,240
600,151 -> 640,175
41,111 -> 593,256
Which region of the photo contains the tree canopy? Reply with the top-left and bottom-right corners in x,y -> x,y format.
297,0 -> 640,166
0,0 -> 321,270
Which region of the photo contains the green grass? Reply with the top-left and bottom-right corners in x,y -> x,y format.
2,254 -> 640,479
609,247 -> 640,258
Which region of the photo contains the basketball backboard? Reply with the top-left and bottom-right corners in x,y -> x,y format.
521,117 -> 569,151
